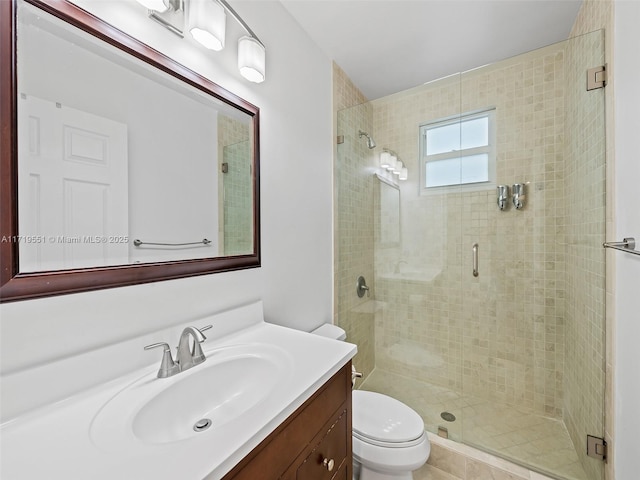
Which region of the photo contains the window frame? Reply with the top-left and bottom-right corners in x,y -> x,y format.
419,108 -> 496,195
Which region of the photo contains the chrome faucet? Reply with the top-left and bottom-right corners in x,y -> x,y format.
176,326 -> 208,371
144,325 -> 211,378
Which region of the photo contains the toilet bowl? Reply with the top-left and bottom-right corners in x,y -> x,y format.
311,324 -> 430,480
352,390 -> 430,480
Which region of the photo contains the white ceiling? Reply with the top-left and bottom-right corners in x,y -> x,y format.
280,0 -> 583,100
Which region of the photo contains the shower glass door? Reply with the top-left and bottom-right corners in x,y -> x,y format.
335,28 -> 606,480
335,101 -> 378,381
459,31 -> 606,480
369,73 -> 466,442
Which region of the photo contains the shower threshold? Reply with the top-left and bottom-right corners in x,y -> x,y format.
358,369 -> 588,480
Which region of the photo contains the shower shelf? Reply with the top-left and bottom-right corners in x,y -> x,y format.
603,237 -> 640,256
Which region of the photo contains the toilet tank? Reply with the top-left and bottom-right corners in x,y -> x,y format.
311,323 -> 346,341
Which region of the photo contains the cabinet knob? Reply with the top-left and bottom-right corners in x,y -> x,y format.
322,457 -> 335,471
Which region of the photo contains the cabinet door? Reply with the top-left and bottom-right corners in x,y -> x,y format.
296,410 -> 347,480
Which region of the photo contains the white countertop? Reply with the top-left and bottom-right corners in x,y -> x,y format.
0,309 -> 356,479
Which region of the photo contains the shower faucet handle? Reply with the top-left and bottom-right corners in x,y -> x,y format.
356,276 -> 370,298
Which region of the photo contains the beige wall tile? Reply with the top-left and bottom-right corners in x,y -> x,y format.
333,63 -> 376,378
466,459 -> 528,480
427,443 -> 467,478
414,464 -> 463,480
371,44 -> 569,416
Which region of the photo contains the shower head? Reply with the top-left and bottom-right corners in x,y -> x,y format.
358,130 -> 377,149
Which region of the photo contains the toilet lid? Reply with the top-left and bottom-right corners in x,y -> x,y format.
352,390 -> 425,444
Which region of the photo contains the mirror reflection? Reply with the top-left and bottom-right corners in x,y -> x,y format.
16,1 -> 254,273
376,174 -> 400,247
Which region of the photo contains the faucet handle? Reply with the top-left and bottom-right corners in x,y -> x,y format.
144,342 -> 180,378
191,325 -> 212,365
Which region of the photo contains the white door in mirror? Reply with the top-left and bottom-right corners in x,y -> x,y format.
18,95 -> 129,271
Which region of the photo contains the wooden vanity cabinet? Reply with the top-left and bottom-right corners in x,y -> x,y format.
221,361 -> 352,480
294,408 -> 348,480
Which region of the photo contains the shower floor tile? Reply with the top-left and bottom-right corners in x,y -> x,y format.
358,369 -> 588,480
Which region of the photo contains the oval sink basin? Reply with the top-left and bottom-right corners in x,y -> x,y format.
90,343 -> 292,449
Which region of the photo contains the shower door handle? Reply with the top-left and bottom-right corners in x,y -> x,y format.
472,243 -> 479,277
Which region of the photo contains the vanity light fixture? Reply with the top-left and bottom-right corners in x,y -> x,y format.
380,151 -> 391,168
387,152 -> 398,172
136,0 -> 266,83
238,36 -> 266,83
189,0 -> 226,51
379,149 -> 408,181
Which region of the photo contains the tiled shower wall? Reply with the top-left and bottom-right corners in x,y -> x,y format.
222,140 -> 252,255
371,43 -> 568,416
218,116 -> 252,255
333,63 -> 376,377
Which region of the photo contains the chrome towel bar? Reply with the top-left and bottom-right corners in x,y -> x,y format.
133,238 -> 212,247
603,237 -> 640,257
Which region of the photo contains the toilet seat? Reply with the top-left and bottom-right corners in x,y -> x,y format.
353,390 -> 425,447
353,429 -> 427,448
352,433 -> 431,474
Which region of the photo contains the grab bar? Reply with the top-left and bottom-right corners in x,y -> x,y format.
133,238 -> 212,247
603,237 -> 640,257
472,243 -> 479,277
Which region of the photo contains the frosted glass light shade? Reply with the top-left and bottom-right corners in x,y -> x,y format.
380,151 -> 391,168
137,0 -> 169,12
387,154 -> 397,171
393,160 -> 403,174
399,167 -> 408,180
189,0 -> 226,51
238,36 -> 266,83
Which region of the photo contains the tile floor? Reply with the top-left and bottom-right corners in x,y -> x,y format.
358,369 -> 588,480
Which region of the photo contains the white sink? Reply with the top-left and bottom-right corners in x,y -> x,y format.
2,302 -> 357,480
90,343 -> 293,449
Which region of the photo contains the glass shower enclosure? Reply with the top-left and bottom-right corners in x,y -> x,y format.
336,30 -> 606,480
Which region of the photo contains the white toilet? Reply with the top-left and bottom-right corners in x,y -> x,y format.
312,324 -> 431,480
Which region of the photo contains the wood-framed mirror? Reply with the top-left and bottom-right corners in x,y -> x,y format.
0,0 -> 261,302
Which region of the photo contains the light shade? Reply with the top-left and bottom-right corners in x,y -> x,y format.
238,36 -> 266,83
189,0 -> 226,51
137,0 -> 169,12
399,167 -> 408,181
387,153 -> 397,171
380,151 -> 391,168
393,160 -> 403,175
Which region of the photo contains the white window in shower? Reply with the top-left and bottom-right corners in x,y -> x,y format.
419,108 -> 496,194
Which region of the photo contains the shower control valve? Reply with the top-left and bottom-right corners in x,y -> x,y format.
356,275 -> 370,298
